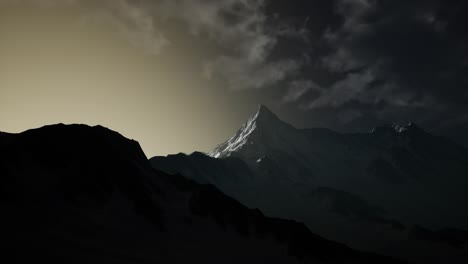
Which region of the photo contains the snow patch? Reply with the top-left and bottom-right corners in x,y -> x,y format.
209,108 -> 262,158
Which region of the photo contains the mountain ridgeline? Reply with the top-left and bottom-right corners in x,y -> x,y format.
4,124 -> 407,263
151,105 -> 468,264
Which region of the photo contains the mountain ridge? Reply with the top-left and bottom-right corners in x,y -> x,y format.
209,105 -> 435,160
4,123 -> 406,263
152,105 -> 468,263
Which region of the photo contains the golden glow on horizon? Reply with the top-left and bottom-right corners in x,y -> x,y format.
0,3 -> 249,156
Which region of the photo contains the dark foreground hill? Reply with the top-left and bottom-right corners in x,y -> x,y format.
1,124 -> 404,263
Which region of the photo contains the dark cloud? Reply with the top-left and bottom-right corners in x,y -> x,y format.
270,0 -> 468,145
4,0 -> 467,146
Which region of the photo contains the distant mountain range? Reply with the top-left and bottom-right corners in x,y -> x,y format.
3,124 -> 406,263
151,105 -> 468,263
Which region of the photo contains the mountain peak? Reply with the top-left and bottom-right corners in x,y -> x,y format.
254,104 -> 280,122
370,122 -> 424,134
257,104 -> 273,115
209,105 -> 285,158
8,124 -> 149,167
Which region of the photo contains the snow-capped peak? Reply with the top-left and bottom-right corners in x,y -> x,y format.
256,104 -> 279,121
209,105 -> 280,158
370,122 -> 421,134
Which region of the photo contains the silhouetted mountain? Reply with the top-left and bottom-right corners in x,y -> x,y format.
435,122 -> 468,149
3,124 -> 405,264
410,225 -> 468,249
152,105 -> 468,264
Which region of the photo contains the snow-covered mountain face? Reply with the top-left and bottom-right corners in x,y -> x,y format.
4,124 -> 406,264
152,106 -> 468,263
210,105 -> 307,159
209,105 -> 319,187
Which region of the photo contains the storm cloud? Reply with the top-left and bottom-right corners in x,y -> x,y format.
3,0 -> 467,146
271,0 -> 468,144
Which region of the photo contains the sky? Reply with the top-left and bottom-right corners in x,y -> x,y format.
1,0 -> 467,156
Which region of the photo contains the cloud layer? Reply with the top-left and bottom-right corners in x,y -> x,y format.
277,0 -> 468,135
2,0 -> 468,144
